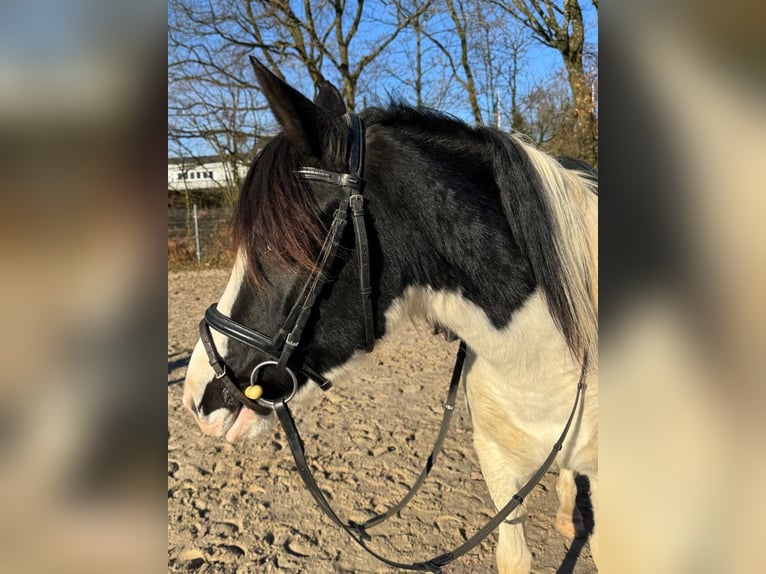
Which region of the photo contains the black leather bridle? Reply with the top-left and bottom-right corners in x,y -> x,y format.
196,113 -> 586,573
200,113 -> 371,409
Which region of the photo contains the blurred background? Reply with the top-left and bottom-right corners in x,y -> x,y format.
0,0 -> 763,571
600,1 -> 765,572
0,1 -> 165,572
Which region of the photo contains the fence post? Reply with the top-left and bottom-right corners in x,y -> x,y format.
193,204 -> 201,264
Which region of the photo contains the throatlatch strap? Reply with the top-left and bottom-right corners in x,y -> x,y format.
349,193 -> 374,352
344,113 -> 374,351
279,198 -> 350,368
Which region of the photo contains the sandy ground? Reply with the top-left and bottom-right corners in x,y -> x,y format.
168,270 -> 596,573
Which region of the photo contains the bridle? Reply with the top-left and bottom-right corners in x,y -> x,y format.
197,113 -> 586,573
200,113 -> 371,408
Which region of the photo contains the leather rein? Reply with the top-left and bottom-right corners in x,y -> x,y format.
198,113 -> 585,573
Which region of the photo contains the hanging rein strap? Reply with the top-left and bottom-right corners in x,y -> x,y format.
274,354 -> 587,574
350,340 -> 466,538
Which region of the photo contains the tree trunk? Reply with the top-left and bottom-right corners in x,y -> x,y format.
343,77 -> 356,112
564,58 -> 597,166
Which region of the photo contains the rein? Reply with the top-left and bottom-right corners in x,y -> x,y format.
276,362 -> 584,573
198,113 -> 587,573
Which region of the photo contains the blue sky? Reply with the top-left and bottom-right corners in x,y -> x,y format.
168,0 -> 597,157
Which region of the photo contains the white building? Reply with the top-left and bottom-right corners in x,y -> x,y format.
167,155 -> 250,191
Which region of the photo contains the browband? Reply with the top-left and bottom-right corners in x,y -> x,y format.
294,168 -> 361,189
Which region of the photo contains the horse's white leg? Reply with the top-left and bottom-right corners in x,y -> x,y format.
465,351 -> 535,574
554,468 -> 585,538
472,425 -> 532,574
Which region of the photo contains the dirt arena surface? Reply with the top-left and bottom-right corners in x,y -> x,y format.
168,270 -> 596,573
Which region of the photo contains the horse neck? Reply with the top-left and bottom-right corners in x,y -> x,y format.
367,136 -> 536,337
367,127 -> 595,377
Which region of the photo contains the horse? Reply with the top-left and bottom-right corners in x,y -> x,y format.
183,58 -> 598,574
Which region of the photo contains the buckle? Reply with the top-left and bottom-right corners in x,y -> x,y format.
285,332 -> 300,348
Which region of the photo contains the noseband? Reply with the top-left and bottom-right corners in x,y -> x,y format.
195,112 -> 586,573
199,113 -> 372,408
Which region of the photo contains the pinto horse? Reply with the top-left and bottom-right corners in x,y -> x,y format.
183,58 -> 598,574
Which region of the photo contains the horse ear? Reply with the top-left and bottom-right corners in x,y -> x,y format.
314,82 -> 346,115
249,56 -> 339,158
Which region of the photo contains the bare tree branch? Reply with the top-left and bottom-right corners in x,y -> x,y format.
489,0 -> 597,163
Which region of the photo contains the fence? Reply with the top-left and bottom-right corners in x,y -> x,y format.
168,206 -> 233,270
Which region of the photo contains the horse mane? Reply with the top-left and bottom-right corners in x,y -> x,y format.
487,130 -> 598,364
231,134 -> 327,288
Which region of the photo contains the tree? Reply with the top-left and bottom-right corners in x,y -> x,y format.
169,0 -> 598,165
419,0 -> 530,127
170,0 -> 431,111
442,0 -> 483,124
492,0 -> 598,164
393,0 -> 437,108
521,70 -> 576,155
168,39 -> 264,209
